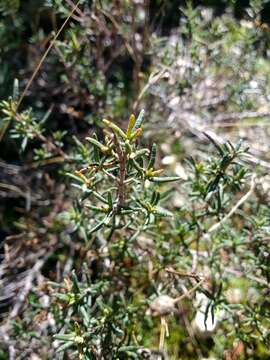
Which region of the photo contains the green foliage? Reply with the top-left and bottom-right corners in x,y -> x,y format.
47,117 -> 266,359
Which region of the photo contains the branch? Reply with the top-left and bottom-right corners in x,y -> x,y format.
204,174 -> 256,237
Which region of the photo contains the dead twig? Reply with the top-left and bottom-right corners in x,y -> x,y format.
133,68 -> 167,111
173,278 -> 205,304
165,267 -> 203,282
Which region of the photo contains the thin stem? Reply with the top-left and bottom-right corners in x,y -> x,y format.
0,0 -> 82,142
205,174 -> 256,237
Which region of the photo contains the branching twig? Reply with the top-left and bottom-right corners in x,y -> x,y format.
9,258 -> 47,319
113,135 -> 127,211
204,174 -> 256,237
0,0 -> 82,141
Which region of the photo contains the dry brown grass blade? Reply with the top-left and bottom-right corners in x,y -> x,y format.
0,0 -> 81,142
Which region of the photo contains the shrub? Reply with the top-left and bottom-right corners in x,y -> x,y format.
1,1 -> 270,359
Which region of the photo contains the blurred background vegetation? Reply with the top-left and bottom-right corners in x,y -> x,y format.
1,0 -> 270,359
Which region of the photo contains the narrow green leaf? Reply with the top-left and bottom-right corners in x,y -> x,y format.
103,119 -> 127,139
107,192 -> 113,209
40,107 -> 52,125
127,114 -> 136,137
92,191 -> 108,204
54,293 -> 70,302
148,143 -> 157,169
86,137 -> 108,152
65,172 -> 85,184
80,305 -> 90,326
54,334 -> 74,341
130,148 -> 149,160
133,109 -> 145,131
204,132 -> 224,156
150,176 -> 181,183
13,78 -> 19,101
151,191 -> 160,206
154,206 -> 173,217
71,270 -> 80,293
56,341 -> 74,353
89,217 -> 107,234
